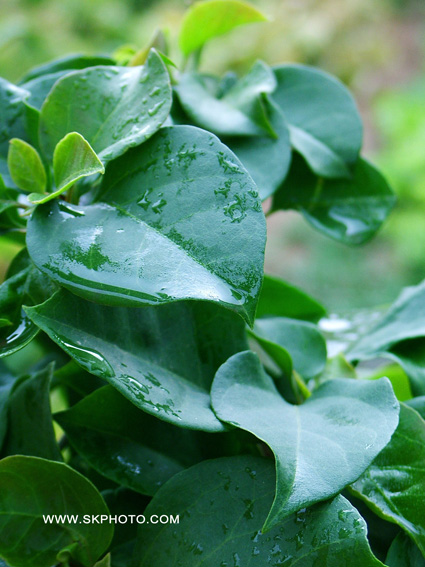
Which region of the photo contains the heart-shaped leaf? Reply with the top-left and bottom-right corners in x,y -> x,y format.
175,61 -> 276,137
0,455 -> 114,567
179,0 -> 267,56
271,64 -> 363,177
272,152 -> 396,245
2,363 -> 61,461
351,403 -> 425,556
39,49 -> 171,163
27,126 -> 266,324
25,289 -> 248,431
55,385 -> 234,495
211,351 -> 399,530
7,138 -> 46,193
134,455 -> 385,567
29,132 -> 104,204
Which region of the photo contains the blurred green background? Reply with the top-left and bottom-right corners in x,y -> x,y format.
1,0 -> 424,312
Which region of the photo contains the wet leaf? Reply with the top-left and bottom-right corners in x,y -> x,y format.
211,351 -> 399,530
351,403 -> 425,556
19,54 -> 116,83
55,385 -> 234,495
272,153 -> 396,245
134,455 -> 385,567
39,50 -> 171,163
25,289 -> 248,431
386,532 -> 425,567
27,126 -> 266,324
0,455 -> 113,567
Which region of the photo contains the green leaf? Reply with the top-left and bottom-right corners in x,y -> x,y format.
29,132 -> 104,204
19,54 -> 116,83
21,71 -> 71,111
406,395 -> 425,419
211,351 -> 399,530
7,138 -> 46,194
27,126 -> 266,324
25,289 -> 248,431
2,363 -> 61,461
134,455 -> 385,567
39,50 -> 172,163
0,455 -> 113,567
271,64 -> 363,177
0,78 -> 30,188
55,385 -> 234,495
222,100 -> 291,200
0,364 -> 15,451
251,317 -> 327,378
175,61 -> 277,137
386,533 -> 425,567
94,554 -> 111,567
0,264 -> 58,358
351,403 -> 425,556
272,153 -> 396,245
179,0 -> 267,56
257,274 -> 326,321
349,281 -> 425,395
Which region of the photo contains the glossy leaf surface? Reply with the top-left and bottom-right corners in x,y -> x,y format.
271,64 -> 362,177
0,364 -> 15,451
26,289 -> 248,431
55,385 -> 233,495
179,0 -> 266,56
272,153 -> 396,245
134,455 -> 384,567
211,351 -> 399,529
351,403 -> 425,555
7,138 -> 46,193
176,62 -> 276,137
2,364 -> 61,460
28,126 -> 266,324
39,50 -> 171,163
20,54 -> 116,83
0,455 -> 113,567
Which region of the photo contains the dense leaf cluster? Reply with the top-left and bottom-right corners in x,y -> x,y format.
0,1 -> 424,566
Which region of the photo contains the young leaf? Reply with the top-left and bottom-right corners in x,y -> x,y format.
351,403 -> 425,556
55,385 -> 232,495
179,0 -> 267,56
25,289 -> 248,431
7,138 -> 46,193
29,132 -> 104,204
256,274 -> 326,322
0,455 -> 114,567
134,455 -> 385,567
251,317 -> 327,378
2,363 -> 61,461
27,126 -> 266,324
272,152 -> 396,245
39,49 -> 172,163
211,351 -> 399,530
175,61 -> 277,137
271,64 -> 363,177
386,532 -> 425,567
